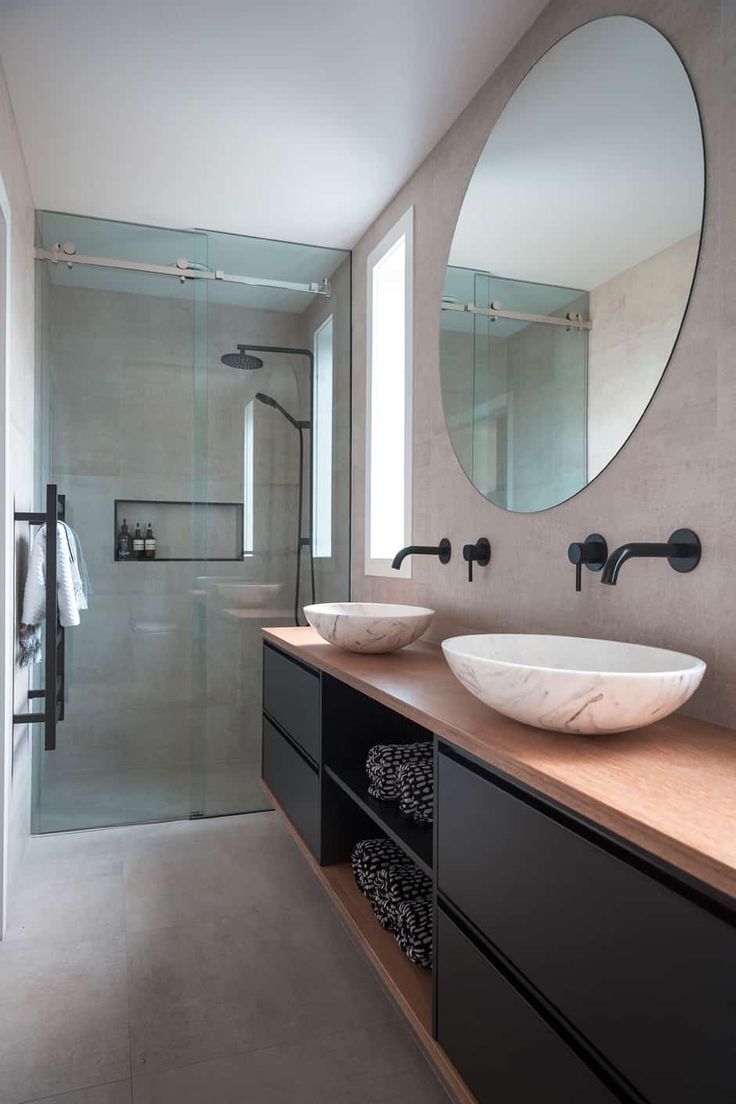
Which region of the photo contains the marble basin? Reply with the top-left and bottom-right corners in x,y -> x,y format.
304,602 -> 435,654
441,634 -> 706,735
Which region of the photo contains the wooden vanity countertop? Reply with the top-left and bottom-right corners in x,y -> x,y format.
263,626 -> 736,900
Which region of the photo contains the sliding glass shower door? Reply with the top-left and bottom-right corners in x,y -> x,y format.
32,214 -> 350,831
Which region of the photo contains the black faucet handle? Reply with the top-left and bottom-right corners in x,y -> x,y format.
462,537 -> 491,582
567,533 -> 608,592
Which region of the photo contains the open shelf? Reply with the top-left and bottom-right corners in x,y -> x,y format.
262,780 -> 475,1104
323,862 -> 432,1031
324,762 -> 432,876
262,780 -> 431,1033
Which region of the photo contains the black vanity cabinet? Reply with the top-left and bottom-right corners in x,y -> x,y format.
435,908 -> 619,1104
436,746 -> 736,1104
261,640 -> 736,1104
262,645 -> 322,859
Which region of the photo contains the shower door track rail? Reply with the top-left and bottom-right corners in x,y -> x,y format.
441,301 -> 592,331
35,242 -> 332,297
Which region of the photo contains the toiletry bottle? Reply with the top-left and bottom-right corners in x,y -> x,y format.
133,522 -> 144,560
144,522 -> 156,560
117,518 -> 132,560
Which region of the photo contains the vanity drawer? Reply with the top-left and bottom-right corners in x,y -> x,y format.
437,749 -> 736,1104
436,908 -> 618,1104
263,644 -> 321,763
262,717 -> 320,858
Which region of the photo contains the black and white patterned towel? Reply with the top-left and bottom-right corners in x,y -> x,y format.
397,759 -> 434,825
395,895 -> 433,968
371,861 -> 432,930
351,838 -> 404,897
366,742 -> 433,800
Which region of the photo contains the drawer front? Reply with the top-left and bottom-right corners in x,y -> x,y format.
437,750 -> 736,1104
262,717 -> 320,858
437,909 -> 618,1104
263,645 -> 320,763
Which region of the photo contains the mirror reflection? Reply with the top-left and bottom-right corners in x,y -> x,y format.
440,16 -> 704,512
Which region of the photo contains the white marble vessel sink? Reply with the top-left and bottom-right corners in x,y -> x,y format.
304,602 -> 434,654
441,634 -> 706,735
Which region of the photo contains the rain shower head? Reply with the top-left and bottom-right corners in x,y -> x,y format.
220,344 -> 265,371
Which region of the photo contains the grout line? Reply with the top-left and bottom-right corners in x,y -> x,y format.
127,1017 -> 405,1085
18,1079 -> 132,1104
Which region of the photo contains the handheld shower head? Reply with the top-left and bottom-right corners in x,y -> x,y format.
221,344 -> 264,371
254,392 -> 308,429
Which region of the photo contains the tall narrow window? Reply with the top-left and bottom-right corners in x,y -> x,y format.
313,315 -> 333,558
366,208 -> 413,576
243,400 -> 254,556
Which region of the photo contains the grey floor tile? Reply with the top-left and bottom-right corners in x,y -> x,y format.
7,872 -> 126,945
0,937 -> 130,1104
18,829 -> 124,884
7,814 -> 444,1104
127,883 -> 395,1074
122,811 -> 324,932
28,1081 -> 132,1104
132,1022 -> 450,1104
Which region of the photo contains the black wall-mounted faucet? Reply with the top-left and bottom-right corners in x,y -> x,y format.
567,533 -> 608,592
391,539 -> 451,571
601,528 -> 701,585
462,538 -> 491,582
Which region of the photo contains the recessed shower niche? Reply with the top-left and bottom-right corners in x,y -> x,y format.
33,212 -> 351,830
113,499 -> 245,561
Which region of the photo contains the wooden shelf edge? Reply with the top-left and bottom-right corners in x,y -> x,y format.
261,780 -> 477,1104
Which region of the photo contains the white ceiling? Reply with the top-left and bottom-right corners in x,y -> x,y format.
0,0 -> 547,249
449,17 -> 704,290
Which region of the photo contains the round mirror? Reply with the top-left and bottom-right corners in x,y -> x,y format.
440,16 -> 704,513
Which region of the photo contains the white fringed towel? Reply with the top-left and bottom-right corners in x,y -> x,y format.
19,523 -> 89,666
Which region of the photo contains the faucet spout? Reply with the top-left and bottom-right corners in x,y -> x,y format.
391,539 -> 451,570
601,543 -> 670,585
601,529 -> 701,585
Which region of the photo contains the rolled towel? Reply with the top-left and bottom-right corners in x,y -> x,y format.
394,895 -> 433,968
371,861 -> 432,930
366,742 -> 433,801
351,838 -> 404,897
397,759 -> 434,825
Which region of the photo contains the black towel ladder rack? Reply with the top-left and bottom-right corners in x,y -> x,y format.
13,482 -> 65,750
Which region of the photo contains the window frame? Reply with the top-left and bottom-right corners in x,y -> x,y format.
364,207 -> 413,578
